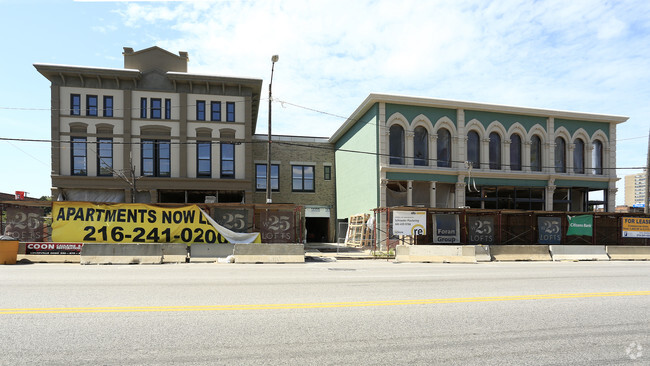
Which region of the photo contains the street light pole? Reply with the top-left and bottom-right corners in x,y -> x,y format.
266,55 -> 279,204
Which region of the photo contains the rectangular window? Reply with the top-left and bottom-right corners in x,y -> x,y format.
103,96 -> 113,117
226,102 -> 235,122
141,139 -> 171,177
324,166 -> 332,180
197,141 -> 211,178
97,138 -> 113,176
151,98 -> 162,119
292,165 -> 315,192
220,143 -> 235,178
86,95 -> 98,116
211,102 -> 221,121
140,98 -> 147,119
70,94 -> 81,115
197,100 -> 206,121
165,99 -> 171,119
256,164 -> 279,191
71,137 -> 87,176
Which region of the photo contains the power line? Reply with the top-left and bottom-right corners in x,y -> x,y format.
1,136 -> 646,171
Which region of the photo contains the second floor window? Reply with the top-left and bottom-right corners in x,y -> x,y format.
220,143 -> 235,178
389,125 -> 405,165
256,164 -> 279,191
151,99 -> 162,119
226,102 -> 235,122
97,138 -> 113,176
70,94 -> 81,115
324,165 -> 332,180
292,165 -> 314,192
71,137 -> 87,176
141,139 -> 170,177
103,96 -> 113,117
467,131 -> 480,169
197,101 -> 206,121
197,141 -> 211,178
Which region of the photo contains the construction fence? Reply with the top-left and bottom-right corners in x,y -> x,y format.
346,208 -> 650,251
1,201 -> 304,245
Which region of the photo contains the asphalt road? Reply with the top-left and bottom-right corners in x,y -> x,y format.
1,261 -> 649,365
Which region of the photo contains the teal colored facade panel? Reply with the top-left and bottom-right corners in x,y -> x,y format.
386,172 -> 458,183
335,104 -> 380,219
554,179 -> 609,189
554,118 -> 610,140
385,104 -> 456,127
472,178 -> 548,187
464,110 -> 546,132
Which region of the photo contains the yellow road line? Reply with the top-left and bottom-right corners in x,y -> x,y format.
1,291 -> 648,315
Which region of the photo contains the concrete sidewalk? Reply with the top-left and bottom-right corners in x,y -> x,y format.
303,242 -> 379,260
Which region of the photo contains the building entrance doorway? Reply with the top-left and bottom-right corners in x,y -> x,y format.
306,217 -> 329,242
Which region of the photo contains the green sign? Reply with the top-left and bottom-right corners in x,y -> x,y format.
566,215 -> 593,236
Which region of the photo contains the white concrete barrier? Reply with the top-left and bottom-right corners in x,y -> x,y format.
395,245 -> 476,263
606,246 -> 650,260
233,243 -> 304,263
550,245 -> 609,261
162,243 -> 188,263
474,245 -> 491,262
80,244 -> 163,264
490,245 -> 552,261
189,244 -> 235,263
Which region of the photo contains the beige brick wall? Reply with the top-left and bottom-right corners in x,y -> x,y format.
252,136 -> 337,241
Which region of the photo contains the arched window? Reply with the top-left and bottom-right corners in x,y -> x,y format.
530,135 -> 542,172
414,126 -> 428,166
467,131 -> 480,169
573,138 -> 584,174
437,128 -> 451,167
554,137 -> 566,173
389,125 -> 405,165
593,140 -> 603,175
510,134 -> 522,171
489,132 -> 501,170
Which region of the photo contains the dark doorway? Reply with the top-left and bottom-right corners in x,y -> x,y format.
306,217 -> 329,242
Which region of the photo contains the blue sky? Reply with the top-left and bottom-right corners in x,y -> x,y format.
1,0 -> 649,205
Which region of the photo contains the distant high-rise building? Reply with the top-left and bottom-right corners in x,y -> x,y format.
624,171 -> 647,207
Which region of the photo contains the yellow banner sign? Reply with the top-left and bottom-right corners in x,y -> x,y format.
52,202 -> 261,244
622,217 -> 650,238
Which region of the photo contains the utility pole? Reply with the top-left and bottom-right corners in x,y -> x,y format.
266,55 -> 279,204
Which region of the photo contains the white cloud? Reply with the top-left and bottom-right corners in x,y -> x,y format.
112,0 -> 650,203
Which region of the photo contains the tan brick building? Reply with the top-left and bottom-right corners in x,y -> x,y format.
252,134 -> 336,242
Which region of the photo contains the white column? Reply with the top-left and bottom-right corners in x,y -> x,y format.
455,179 -> 466,208
504,139 -> 511,171
545,183 -> 556,211
586,143 -> 594,175
456,109 -> 465,169
405,131 -> 414,166
481,137 -> 490,169
607,186 -> 617,212
407,180 -> 413,206
523,141 -> 531,172
547,117 -> 555,174
380,179 -> 388,208
430,181 -> 437,208
568,143 -> 575,174
609,123 -> 617,178
430,133 -> 437,167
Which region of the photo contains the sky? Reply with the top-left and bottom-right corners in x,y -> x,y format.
1,0 -> 649,205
